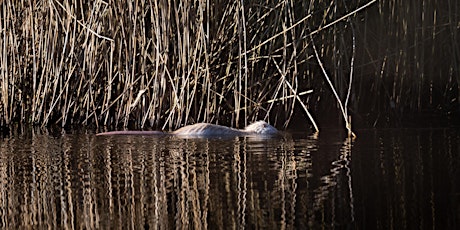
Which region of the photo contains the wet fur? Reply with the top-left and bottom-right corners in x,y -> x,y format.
96,121 -> 278,136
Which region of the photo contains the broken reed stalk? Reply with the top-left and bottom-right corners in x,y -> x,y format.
311,38 -> 355,137
270,58 -> 319,132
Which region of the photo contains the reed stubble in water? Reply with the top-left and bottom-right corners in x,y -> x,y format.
0,0 -> 457,131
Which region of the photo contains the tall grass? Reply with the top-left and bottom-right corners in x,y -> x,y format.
0,0 -> 458,131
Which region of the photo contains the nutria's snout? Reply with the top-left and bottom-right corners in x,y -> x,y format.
244,121 -> 278,135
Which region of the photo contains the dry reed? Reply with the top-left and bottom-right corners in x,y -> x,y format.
0,0 -> 457,131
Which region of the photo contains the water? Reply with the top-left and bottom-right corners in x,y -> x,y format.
0,128 -> 458,229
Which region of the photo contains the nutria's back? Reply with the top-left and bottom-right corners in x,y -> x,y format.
172,123 -> 243,136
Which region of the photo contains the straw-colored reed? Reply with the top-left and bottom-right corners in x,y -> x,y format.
0,0 -> 457,131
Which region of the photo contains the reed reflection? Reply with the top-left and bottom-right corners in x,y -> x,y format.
303,132 -> 355,228
353,128 -> 460,229
0,132 -> 332,229
0,128 -> 457,229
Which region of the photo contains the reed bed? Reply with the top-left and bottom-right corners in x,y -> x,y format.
0,0 -> 458,131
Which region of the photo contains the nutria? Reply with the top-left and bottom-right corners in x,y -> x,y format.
96,121 -> 278,137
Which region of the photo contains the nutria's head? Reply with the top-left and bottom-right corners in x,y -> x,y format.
244,121 -> 278,135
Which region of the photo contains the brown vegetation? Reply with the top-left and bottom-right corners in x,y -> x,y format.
0,0 -> 458,130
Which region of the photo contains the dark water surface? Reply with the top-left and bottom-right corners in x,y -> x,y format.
0,128 -> 458,229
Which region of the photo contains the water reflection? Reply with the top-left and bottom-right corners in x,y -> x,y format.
0,128 -> 458,229
353,128 -> 460,229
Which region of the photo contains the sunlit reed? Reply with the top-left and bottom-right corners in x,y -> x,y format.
0,0 -> 457,131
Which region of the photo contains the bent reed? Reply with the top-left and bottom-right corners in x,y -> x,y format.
1,0 -> 457,131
